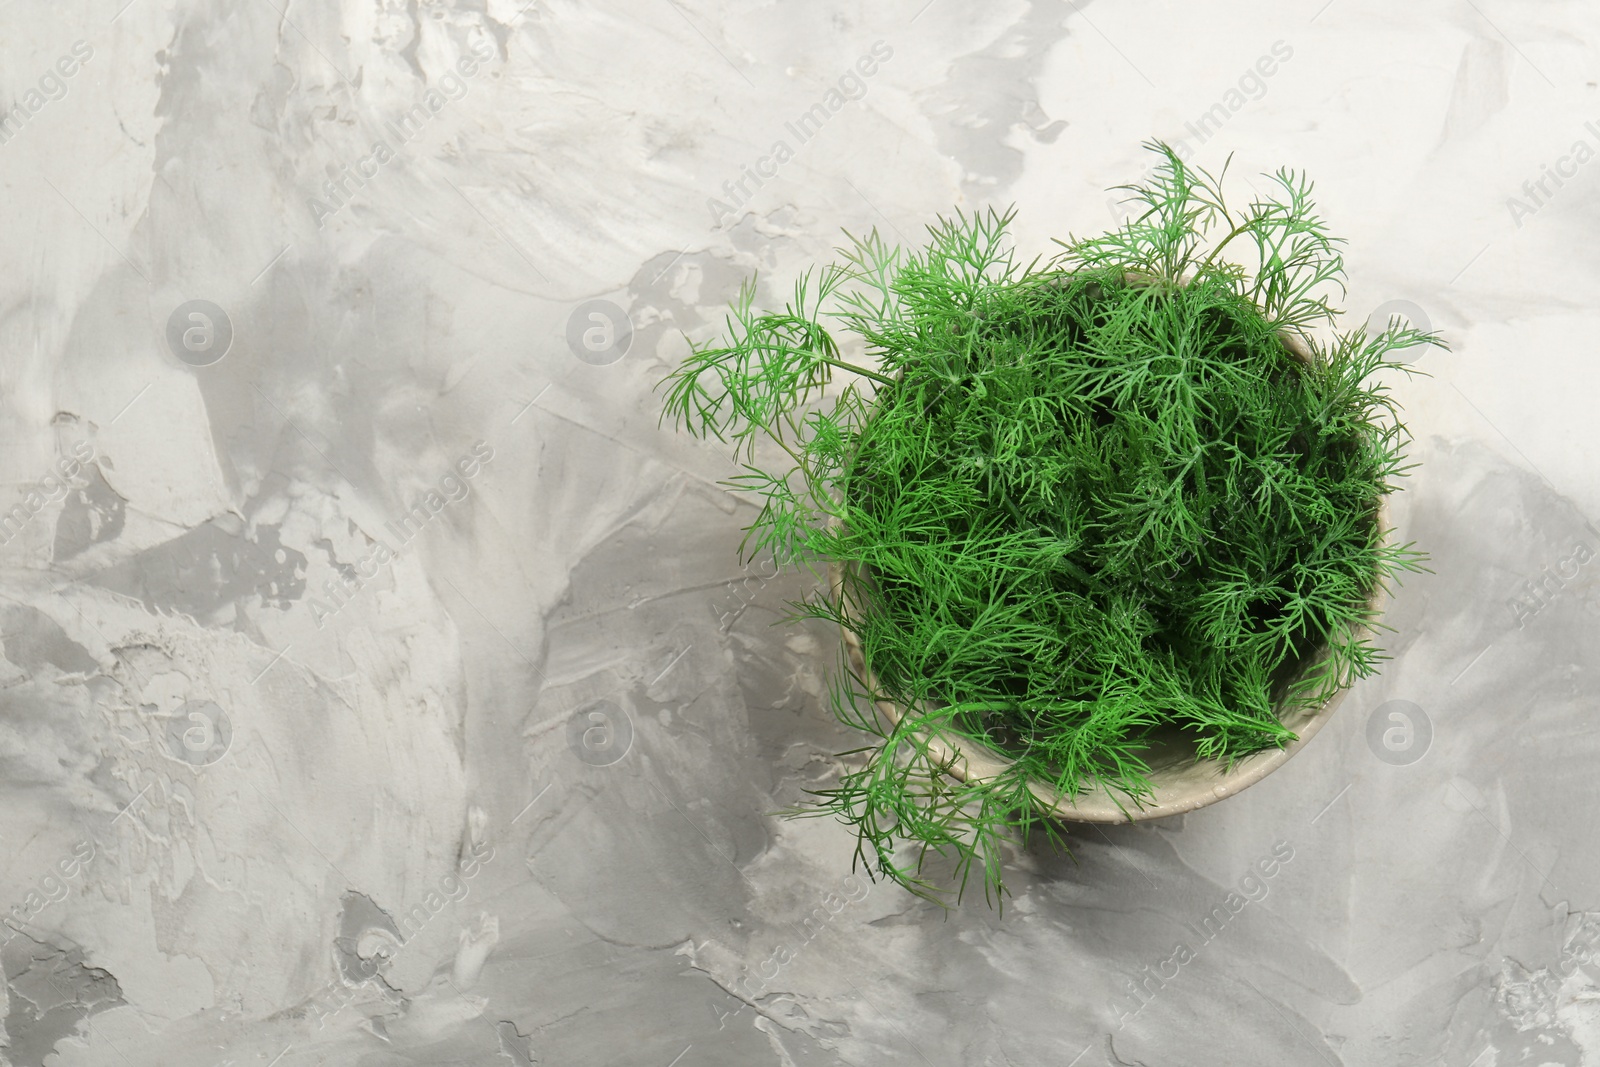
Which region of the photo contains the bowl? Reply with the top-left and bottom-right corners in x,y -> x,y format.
821,325 -> 1396,823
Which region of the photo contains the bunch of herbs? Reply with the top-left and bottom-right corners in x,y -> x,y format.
657,141 -> 1439,907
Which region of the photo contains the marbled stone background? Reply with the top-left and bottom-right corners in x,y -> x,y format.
0,0 -> 1595,1064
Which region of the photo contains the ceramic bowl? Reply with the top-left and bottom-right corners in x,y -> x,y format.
823,327 -> 1394,823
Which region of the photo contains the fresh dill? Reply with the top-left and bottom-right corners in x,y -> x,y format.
656,140 -> 1442,908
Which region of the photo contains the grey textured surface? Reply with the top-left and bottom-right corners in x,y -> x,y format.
0,1 -> 1594,1064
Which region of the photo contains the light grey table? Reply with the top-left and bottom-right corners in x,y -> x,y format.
0,1 -> 1591,1064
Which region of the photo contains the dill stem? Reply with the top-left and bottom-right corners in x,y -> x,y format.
1195,215 -> 1256,276
819,355 -> 896,387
